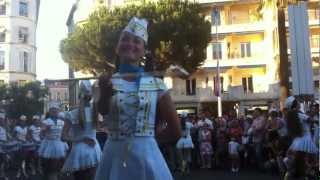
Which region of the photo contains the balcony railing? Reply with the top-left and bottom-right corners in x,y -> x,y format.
211,21 -> 264,34
170,84 -> 279,102
204,54 -> 266,68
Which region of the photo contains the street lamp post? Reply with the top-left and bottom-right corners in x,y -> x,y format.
213,7 -> 222,117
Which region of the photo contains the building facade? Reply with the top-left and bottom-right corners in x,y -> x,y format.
0,0 -> 40,83
68,0 -> 319,115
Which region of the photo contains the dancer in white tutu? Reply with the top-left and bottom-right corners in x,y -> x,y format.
38,102 -> 68,180
13,115 -> 29,178
176,112 -> 193,174
95,17 -> 181,180
27,115 -> 42,175
62,80 -> 102,180
284,96 -> 318,179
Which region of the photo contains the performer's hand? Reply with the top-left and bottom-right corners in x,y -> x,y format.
83,137 -> 96,147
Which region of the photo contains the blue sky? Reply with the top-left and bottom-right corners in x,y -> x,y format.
36,0 -> 75,80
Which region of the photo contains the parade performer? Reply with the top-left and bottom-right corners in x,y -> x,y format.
38,102 -> 68,180
14,115 -> 29,178
94,17 -> 181,180
176,112 -> 194,174
62,80 -> 102,180
27,115 -> 42,175
284,96 -> 318,180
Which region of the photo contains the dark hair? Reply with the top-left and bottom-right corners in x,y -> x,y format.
254,108 -> 262,113
180,117 -> 186,131
269,111 -> 278,118
286,109 -> 303,138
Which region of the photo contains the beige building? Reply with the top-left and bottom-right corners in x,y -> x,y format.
0,0 -> 40,84
68,0 -> 319,115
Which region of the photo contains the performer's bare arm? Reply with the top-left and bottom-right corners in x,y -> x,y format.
156,92 -> 181,143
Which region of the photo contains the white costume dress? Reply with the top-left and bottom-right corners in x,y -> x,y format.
38,118 -> 68,159
14,126 -> 28,142
62,107 -> 102,172
176,122 -> 194,149
29,125 -> 41,143
95,74 -> 173,180
289,112 -> 318,154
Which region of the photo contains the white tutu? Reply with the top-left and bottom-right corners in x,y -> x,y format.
38,140 -> 69,159
289,134 -> 318,154
62,140 -> 102,172
176,137 -> 194,149
94,137 -> 173,180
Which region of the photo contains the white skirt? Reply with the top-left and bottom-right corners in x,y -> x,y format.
289,134 -> 318,154
62,140 -> 102,172
38,139 -> 69,159
94,137 -> 173,180
176,137 -> 194,149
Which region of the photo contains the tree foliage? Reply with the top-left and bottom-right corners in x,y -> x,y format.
0,82 -> 48,119
60,0 -> 211,75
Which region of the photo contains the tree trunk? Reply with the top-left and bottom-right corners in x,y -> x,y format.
277,7 -> 290,110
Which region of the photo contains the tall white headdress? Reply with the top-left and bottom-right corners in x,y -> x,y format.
123,17 -> 148,43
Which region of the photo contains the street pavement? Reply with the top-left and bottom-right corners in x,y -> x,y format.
6,169 -> 282,180
174,169 -> 281,180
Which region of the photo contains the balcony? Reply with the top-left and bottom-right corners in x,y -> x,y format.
212,21 -> 264,34
170,84 -> 279,103
203,54 -> 267,68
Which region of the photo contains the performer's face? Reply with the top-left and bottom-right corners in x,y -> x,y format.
116,32 -> 145,65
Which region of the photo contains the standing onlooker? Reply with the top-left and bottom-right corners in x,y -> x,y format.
197,113 -> 213,169
249,108 -> 267,170
228,137 -> 240,172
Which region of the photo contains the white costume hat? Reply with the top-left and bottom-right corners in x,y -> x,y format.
20,115 -> 27,121
48,101 -> 60,110
181,112 -> 188,118
285,96 -> 295,109
32,115 -> 40,120
79,80 -> 92,95
123,17 -> 148,43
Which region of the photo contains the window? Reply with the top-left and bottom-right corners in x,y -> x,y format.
19,1 -> 28,17
212,42 -> 222,59
315,80 -> 319,89
214,76 -> 224,93
186,79 -> 196,95
0,3 -> 6,15
20,51 -> 29,72
242,77 -> 253,93
310,34 -> 320,48
57,92 -> 61,101
19,80 -> 26,85
211,9 -> 221,25
18,27 -> 28,43
0,27 -> 5,42
205,77 -> 209,88
0,51 -> 4,70
240,42 -> 251,58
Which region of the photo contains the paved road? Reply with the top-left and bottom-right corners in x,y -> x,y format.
6,169 -> 282,180
174,169 -> 281,180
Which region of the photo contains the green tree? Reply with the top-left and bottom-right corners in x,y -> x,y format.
60,0 -> 211,75
3,81 -> 48,119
